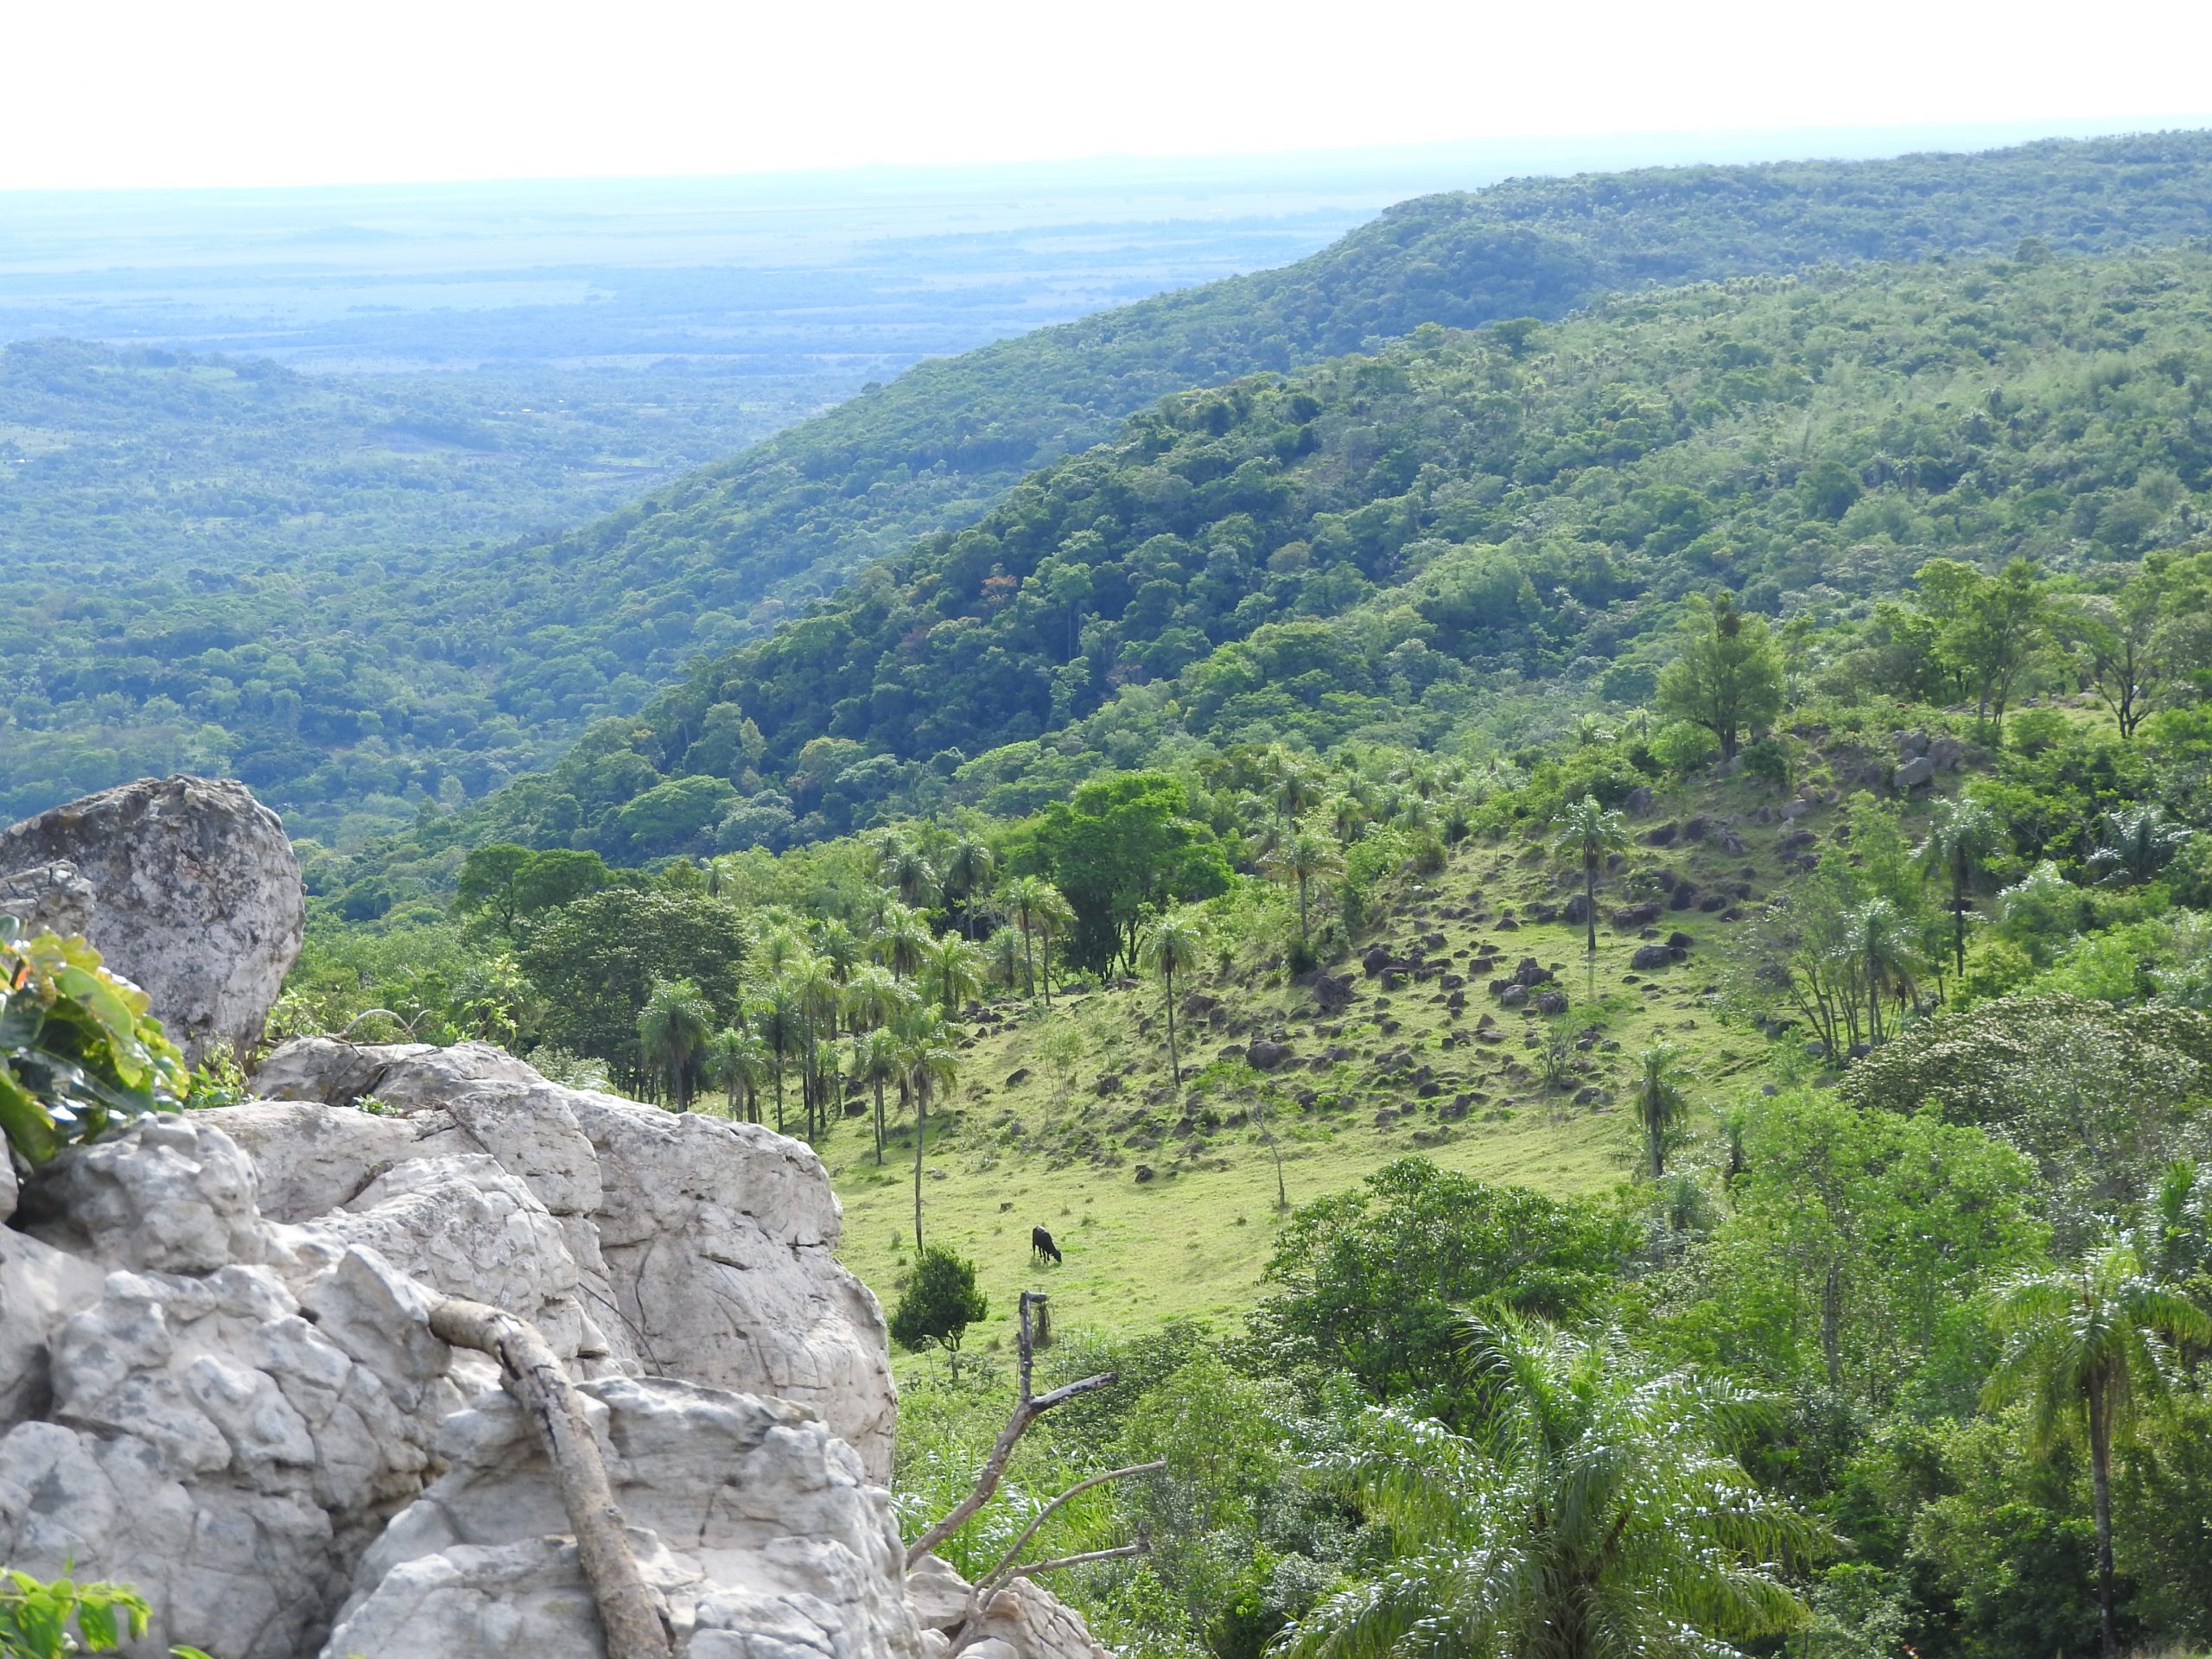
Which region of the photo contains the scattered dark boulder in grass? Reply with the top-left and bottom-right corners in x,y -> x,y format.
1562,892 -> 1591,925
1624,786 -> 1655,815
1668,931 -> 1696,951
1682,816 -> 1708,841
1362,945 -> 1393,976
1631,944 -> 1677,970
1700,893 -> 1729,912
1777,829 -> 1817,853
1535,990 -> 1568,1015
1093,1074 -> 1122,1096
1527,902 -> 1560,924
1717,829 -> 1747,854
1297,970 -> 1355,1012
1410,1127 -> 1451,1146
1893,755 -> 1936,791
1247,1039 -> 1294,1071
1612,902 -> 1662,929
1416,1080 -> 1441,1099
1515,957 -> 1552,987
1004,1067 -> 1032,1087
1573,1085 -> 1605,1106
1668,884 -> 1699,911
1929,734 -> 1968,771
1500,984 -> 1530,1008
1420,932 -> 1446,950
1723,906 -> 1745,922
1496,917 -> 1520,931
1642,823 -> 1677,847
1134,1165 -> 1156,1183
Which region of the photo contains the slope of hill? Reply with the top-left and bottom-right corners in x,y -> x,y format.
351,241 -> 2212,889
16,132 -> 2212,847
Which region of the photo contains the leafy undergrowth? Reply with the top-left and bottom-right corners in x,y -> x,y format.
826,744 -> 1947,1351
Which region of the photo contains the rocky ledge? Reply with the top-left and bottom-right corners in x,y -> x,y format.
0,1041 -> 1101,1659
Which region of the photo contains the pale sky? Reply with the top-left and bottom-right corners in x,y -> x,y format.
7,0 -> 2210,192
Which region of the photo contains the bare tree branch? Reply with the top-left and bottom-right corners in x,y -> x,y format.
976,1462 -> 1166,1596
1014,1541 -> 1147,1578
430,1297 -> 673,1659
905,1291 -> 1116,1567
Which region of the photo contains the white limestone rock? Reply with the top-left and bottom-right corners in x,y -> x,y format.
16,1114 -> 269,1274
0,776 -> 304,1067
322,1375 -> 925,1659
0,1245 -> 459,1659
235,1039 -> 896,1478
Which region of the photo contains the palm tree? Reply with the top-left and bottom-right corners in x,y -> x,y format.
998,875 -> 1056,1003
755,982 -> 804,1135
1284,1319 -> 1826,1659
703,1026 -> 766,1122
983,926 -> 1024,995
1917,795 -> 2001,976
879,841 -> 938,910
1029,883 -> 1075,1006
898,1009 -> 960,1252
810,917 -> 863,985
1139,912 -> 1205,1088
793,957 -> 843,1141
853,1027 -> 902,1165
635,976 -> 713,1110
876,906 -> 931,982
1984,1239 -> 2212,1659
1838,897 -> 1920,1046
2088,804 -> 2193,887
923,933 -> 986,1018
1551,795 -> 1630,959
943,836 -> 997,938
1271,757 -> 1322,823
842,963 -> 908,1037
1631,1041 -> 1693,1180
1265,826 -> 1344,952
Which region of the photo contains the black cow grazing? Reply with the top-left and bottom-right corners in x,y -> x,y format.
1031,1225 -> 1063,1265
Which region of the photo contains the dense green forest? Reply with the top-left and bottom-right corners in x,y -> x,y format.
0,340 -> 854,831
331,240 -> 2212,907
12,133 -> 2212,845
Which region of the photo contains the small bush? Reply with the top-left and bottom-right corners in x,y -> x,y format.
0,923 -> 188,1171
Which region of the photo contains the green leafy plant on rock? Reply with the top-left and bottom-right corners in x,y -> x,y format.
0,922 -> 188,1171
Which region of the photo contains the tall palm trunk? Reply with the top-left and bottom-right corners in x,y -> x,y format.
872,1077 -> 887,1166
772,1067 -> 785,1135
1163,963 -> 1180,1087
1584,855 -> 1599,957
912,1084 -> 928,1255
2088,1376 -> 2118,1659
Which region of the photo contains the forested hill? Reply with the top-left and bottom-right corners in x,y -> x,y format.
334,239 -> 2212,904
505,130 -> 2212,626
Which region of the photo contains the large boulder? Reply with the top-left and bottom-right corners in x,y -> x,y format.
225,1039 -> 896,1477
321,1376 -> 925,1659
0,777 -> 304,1066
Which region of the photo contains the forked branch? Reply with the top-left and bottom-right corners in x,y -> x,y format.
905,1290 -> 1115,1567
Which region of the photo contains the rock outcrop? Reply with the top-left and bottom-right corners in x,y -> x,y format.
0,1041 -> 1113,1659
0,777 -> 305,1065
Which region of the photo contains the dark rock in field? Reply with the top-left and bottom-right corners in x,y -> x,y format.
1246,1039 -> 1293,1071
1527,903 -> 1559,924
1440,1096 -> 1471,1122
1004,1068 -> 1032,1087
1631,944 -> 1677,970
1700,893 -> 1729,912
1134,1165 -> 1156,1183
1094,1074 -> 1122,1096
1573,1085 -> 1605,1106
1668,884 -> 1699,911
1416,1080 -> 1440,1099
1929,734 -> 1967,771
1722,906 -> 1745,922
1667,931 -> 1695,951
1496,917 -> 1520,931
1362,944 -> 1392,976
1717,830 -> 1747,854
1410,1128 -> 1450,1146
1893,755 -> 1936,791
1562,893 -> 1590,925
1777,829 -> 1817,853
1642,823 -> 1677,847
1534,990 -> 1567,1015
1305,971 -> 1354,1012
1514,957 -> 1552,986
1373,1108 -> 1400,1127
1446,989 -> 1466,1014
1420,931 -> 1446,950
1500,984 -> 1529,1008
1440,972 -> 1465,990
1624,785 -> 1656,815
1682,816 -> 1708,841
1612,902 -> 1662,928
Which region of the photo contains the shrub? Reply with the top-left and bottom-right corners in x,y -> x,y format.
0,923 -> 188,1171
0,1568 -> 162,1657
890,1246 -> 990,1375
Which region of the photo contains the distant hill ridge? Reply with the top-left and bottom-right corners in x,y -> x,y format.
514,129 -> 2212,628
